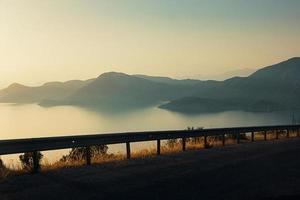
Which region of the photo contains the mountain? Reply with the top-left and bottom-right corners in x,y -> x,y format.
159,97 -> 237,113
160,57 -> 300,113
0,57 -> 299,113
0,79 -> 94,103
184,68 -> 256,81
57,72 -> 195,107
133,74 -> 201,86
160,97 -> 284,113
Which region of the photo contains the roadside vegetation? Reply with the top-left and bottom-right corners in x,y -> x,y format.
0,129 -> 298,181
0,158 -> 9,179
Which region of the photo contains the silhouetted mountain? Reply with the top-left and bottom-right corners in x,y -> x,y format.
160,97 -> 284,113
133,74 -> 201,86
159,97 -> 237,113
161,57 -> 300,112
60,72 -> 194,107
0,57 -> 299,113
0,79 -> 94,103
189,68 -> 256,81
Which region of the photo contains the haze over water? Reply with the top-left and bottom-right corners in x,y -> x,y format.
0,102 -> 298,166
0,103 -> 296,140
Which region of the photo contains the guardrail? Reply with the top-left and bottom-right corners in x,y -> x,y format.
1,124 -> 300,173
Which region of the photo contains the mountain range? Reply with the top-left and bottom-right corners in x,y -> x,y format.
183,68 -> 256,81
0,57 -> 299,113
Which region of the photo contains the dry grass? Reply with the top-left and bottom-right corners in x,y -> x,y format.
42,153 -> 125,171
0,168 -> 10,180
0,166 -> 27,182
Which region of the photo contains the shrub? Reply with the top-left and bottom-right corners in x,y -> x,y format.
0,158 -> 3,168
166,126 -> 205,148
165,138 -> 179,149
61,145 -> 108,162
19,152 -> 43,171
0,157 -> 8,179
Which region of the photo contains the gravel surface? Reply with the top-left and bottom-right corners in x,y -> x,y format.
1,138 -> 300,200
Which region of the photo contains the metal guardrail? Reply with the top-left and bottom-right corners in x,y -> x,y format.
1,124 -> 300,173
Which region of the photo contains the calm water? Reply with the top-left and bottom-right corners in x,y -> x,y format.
0,103 -> 297,166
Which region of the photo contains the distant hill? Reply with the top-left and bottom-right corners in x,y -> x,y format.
133,74 -> 201,86
159,97 -> 237,113
160,97 -> 284,113
0,57 -> 299,113
57,72 -> 195,108
161,57 -> 300,112
0,79 -> 94,103
184,68 -> 256,81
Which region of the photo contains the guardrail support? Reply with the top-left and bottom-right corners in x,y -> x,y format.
182,138 -> 186,151
251,132 -> 254,142
276,130 -> 279,139
157,139 -> 161,155
222,133 -> 225,146
126,142 -> 131,159
85,146 -> 91,165
236,132 -> 240,144
32,151 -> 40,174
204,134 -> 208,148
264,131 -> 267,141
297,129 -> 300,137
287,130 -> 290,138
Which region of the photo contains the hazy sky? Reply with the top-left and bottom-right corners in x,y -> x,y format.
1,0 -> 300,88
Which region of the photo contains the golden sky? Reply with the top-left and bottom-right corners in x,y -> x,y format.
0,0 -> 300,88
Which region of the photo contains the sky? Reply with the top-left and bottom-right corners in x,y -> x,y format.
0,0 -> 300,88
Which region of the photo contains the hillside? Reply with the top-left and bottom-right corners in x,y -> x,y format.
133,74 -> 201,86
161,57 -> 300,113
159,97 -> 237,113
0,79 -> 94,103
61,72 -> 194,108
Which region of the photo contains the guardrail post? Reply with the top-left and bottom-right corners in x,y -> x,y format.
126,142 -> 131,159
32,151 -> 40,173
182,138 -> 186,151
236,132 -> 240,144
251,132 -> 254,142
85,146 -> 91,165
264,131 -> 267,141
297,129 -> 300,137
287,129 -> 290,138
204,134 -> 208,148
157,139 -> 161,155
276,130 -> 279,139
222,133 -> 225,146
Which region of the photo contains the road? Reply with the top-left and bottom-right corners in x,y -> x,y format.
1,138 -> 300,200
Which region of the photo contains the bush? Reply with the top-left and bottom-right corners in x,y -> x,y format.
165,138 -> 179,149
19,152 -> 43,171
0,158 -> 3,168
61,145 -> 108,162
0,157 -> 8,179
166,126 -> 204,148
